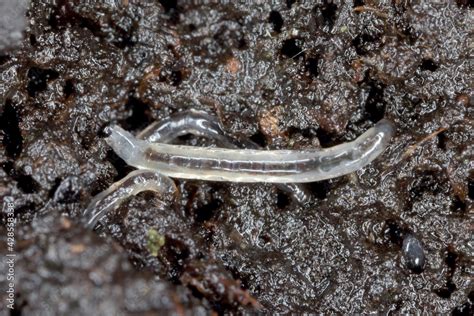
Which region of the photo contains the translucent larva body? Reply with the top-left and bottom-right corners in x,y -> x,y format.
105,119 -> 395,183
137,110 -> 235,147
84,114 -> 395,227
137,109 -> 310,202
83,169 -> 176,228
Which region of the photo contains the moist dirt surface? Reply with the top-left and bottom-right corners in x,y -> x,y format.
0,1 -> 473,314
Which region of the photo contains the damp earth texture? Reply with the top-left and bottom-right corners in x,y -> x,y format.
0,1 -> 473,314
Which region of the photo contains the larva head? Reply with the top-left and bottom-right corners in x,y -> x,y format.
104,125 -> 140,164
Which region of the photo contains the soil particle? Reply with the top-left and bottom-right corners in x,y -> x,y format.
402,234 -> 425,274
0,214 -> 207,314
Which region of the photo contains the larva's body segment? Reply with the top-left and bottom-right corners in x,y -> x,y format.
83,169 -> 177,228
135,109 -> 310,203
137,109 -> 234,147
105,119 -> 395,183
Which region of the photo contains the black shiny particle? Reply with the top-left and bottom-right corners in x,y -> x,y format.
402,234 -> 425,274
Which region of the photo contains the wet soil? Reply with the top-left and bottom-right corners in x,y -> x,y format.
0,1 -> 473,314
